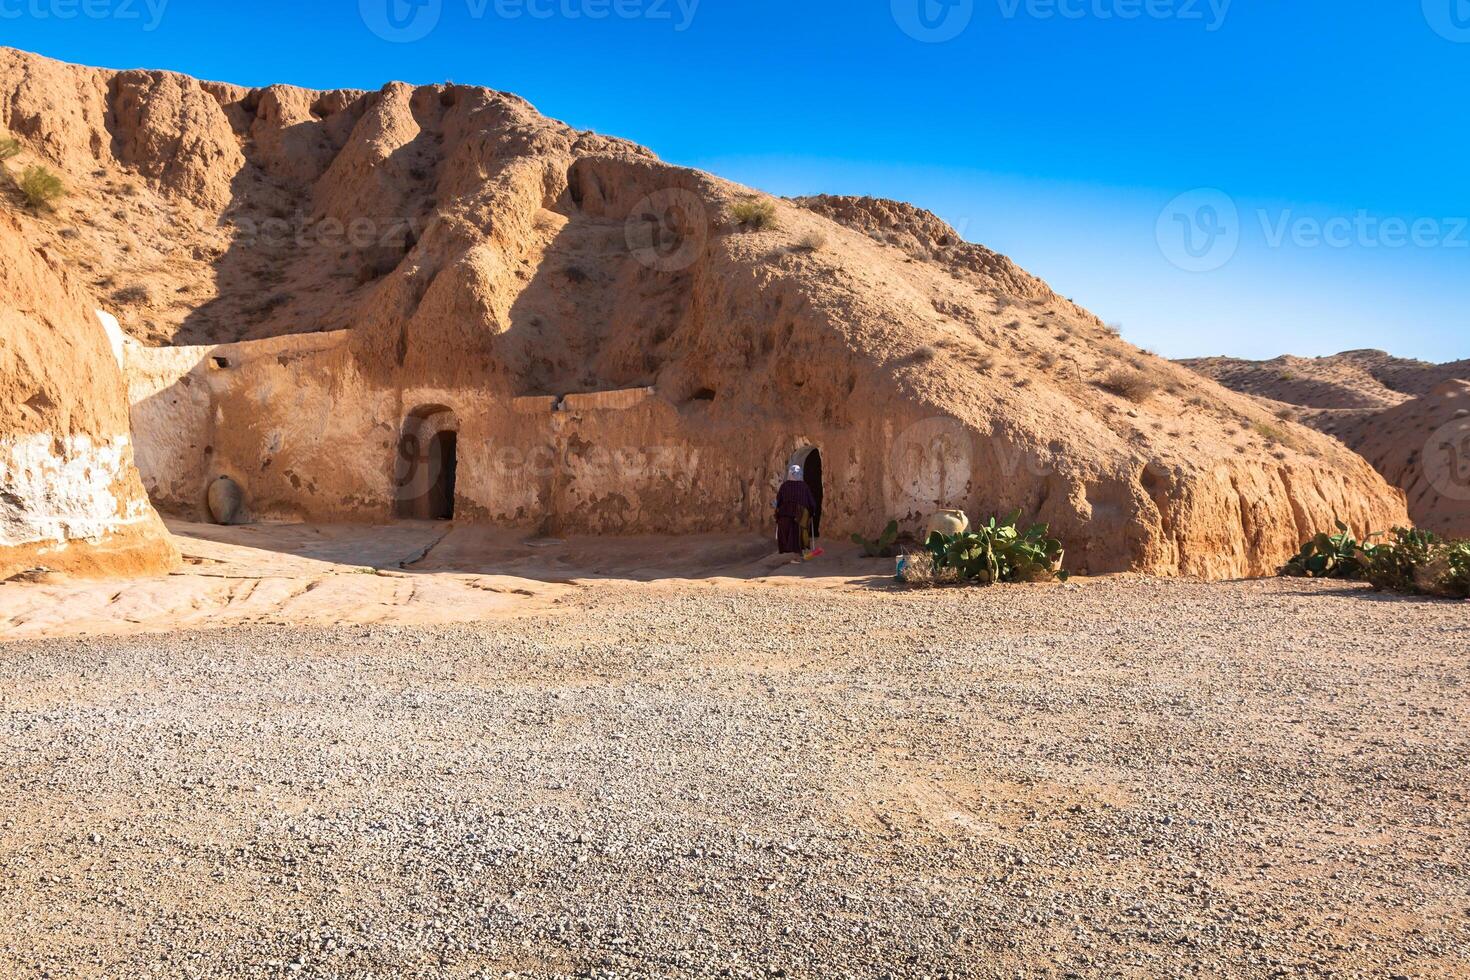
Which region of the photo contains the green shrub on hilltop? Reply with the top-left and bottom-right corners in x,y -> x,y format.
731,195 -> 778,231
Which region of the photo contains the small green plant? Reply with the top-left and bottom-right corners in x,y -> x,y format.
1252,421 -> 1288,443
852,520 -> 900,558
0,137 -> 20,162
731,195 -> 777,230
1445,541 -> 1470,598
18,166 -> 65,210
1280,521 -> 1375,579
1361,527 -> 1448,596
910,511 -> 1068,586
1282,524 -> 1470,599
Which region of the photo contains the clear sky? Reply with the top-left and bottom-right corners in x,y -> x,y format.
3,0 -> 1467,361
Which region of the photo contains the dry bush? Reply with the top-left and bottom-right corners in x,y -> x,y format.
908,344 -> 938,363
1098,368 -> 1160,403
1252,422 -> 1288,444
0,136 -> 20,162
731,196 -> 778,230
19,166 -> 64,210
793,230 -> 827,252
898,551 -> 959,587
112,284 -> 151,306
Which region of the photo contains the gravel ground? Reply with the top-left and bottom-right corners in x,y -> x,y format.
0,576 -> 1466,978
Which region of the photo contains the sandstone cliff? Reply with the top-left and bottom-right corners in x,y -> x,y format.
1185,352 -> 1469,537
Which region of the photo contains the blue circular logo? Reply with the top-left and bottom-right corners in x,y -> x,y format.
892,0 -> 975,43
361,0 -> 442,43
1156,188 -> 1240,273
1424,0 -> 1470,42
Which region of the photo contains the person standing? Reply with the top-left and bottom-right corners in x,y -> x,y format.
774,464 -> 819,556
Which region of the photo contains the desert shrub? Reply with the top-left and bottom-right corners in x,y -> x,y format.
0,136 -> 20,162
852,520 -> 900,558
112,284 -> 151,306
1280,521 -> 1376,579
794,230 -> 826,252
1282,525 -> 1470,599
1360,528 -> 1454,596
731,196 -> 778,230
1445,541 -> 1470,597
911,511 -> 1068,587
19,166 -> 64,210
1252,422 -> 1290,444
897,551 -> 958,586
1098,368 -> 1159,403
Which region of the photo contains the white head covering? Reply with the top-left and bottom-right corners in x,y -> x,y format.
788,464 -> 804,481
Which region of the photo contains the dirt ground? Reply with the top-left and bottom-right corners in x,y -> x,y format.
0,526 -> 1467,978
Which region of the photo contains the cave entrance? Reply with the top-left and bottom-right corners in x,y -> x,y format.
426,431 -> 457,521
789,445 -> 824,539
396,406 -> 459,521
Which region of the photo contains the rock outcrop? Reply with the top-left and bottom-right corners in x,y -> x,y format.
0,46 -> 1411,578
0,210 -> 178,580
1185,352 -> 1470,537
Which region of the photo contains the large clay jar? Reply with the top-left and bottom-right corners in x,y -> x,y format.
926,509 -> 970,539
207,476 -> 244,526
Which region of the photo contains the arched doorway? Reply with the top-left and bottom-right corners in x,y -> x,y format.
788,446 -> 824,539
395,406 -> 459,520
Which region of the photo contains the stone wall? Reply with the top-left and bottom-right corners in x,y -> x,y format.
123,334 -> 965,538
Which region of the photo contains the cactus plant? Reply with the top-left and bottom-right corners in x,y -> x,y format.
1279,520 -> 1375,579
919,510 -> 1067,586
852,520 -> 900,558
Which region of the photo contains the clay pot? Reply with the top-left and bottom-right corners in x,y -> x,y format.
207,476 -> 244,526
925,509 -> 970,539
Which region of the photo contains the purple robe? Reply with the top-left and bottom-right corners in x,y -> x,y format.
774,479 -> 818,554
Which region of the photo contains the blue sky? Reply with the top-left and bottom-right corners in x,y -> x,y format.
3,0 -> 1467,361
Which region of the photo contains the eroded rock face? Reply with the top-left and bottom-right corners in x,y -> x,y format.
0,46 -> 1412,578
1185,353 -> 1470,537
0,211 -> 178,580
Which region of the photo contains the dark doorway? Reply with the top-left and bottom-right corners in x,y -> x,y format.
790,446 -> 824,539
395,406 -> 459,520
427,430 -> 457,520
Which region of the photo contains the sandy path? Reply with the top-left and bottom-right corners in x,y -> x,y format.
0,522 -> 874,641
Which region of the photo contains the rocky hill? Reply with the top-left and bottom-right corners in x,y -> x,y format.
0,46 -> 1409,579
1184,352 -> 1469,536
